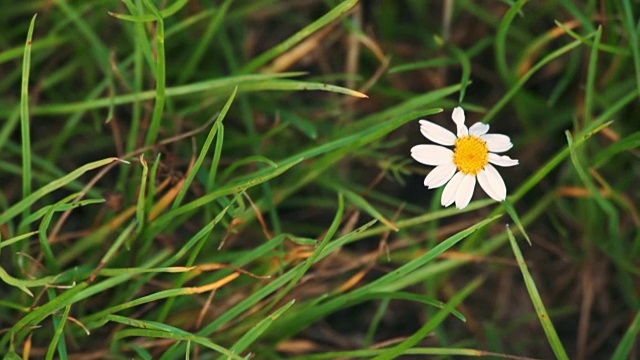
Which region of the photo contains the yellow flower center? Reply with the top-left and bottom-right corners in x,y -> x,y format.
454,136 -> 489,175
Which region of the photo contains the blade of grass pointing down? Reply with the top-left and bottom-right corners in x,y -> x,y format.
504,199 -> 531,245
506,225 -> 569,360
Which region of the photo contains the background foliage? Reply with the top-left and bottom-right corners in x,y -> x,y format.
0,0 -> 639,359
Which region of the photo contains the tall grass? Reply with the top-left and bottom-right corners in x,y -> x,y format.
0,1 -> 638,359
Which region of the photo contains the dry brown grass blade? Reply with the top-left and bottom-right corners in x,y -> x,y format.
335,267 -> 368,293
148,178 -> 186,221
243,192 -> 273,239
517,19 -> 582,76
167,263 -> 270,280
263,19 -> 340,73
188,272 -> 240,294
276,338 -> 324,355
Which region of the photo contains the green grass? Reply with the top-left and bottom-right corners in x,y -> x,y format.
1,1 -> 639,359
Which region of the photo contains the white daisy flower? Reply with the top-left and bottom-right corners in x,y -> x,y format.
410,107 -> 519,209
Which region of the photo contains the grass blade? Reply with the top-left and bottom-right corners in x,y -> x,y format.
372,277 -> 484,360
20,14 -> 37,224
172,87 -> 236,208
0,158 -> 125,225
611,311 -> 640,360
229,300 -> 296,357
142,0 -> 166,146
239,0 -> 358,74
506,226 -> 569,360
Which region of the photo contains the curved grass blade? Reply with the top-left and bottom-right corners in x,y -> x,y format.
494,0 -> 527,83
113,329 -> 242,359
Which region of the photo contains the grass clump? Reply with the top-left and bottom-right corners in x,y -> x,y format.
0,1 -> 639,359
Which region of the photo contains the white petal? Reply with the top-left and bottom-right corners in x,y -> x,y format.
452,107 -> 468,137
489,153 -> 519,167
455,174 -> 476,209
424,162 -> 457,189
477,164 -> 507,201
411,145 -> 453,166
419,120 -> 457,146
481,134 -> 513,152
469,122 -> 490,136
452,107 -> 465,124
441,171 -> 464,207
